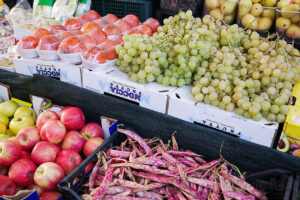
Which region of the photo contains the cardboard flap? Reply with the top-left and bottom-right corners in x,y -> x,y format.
0,83 -> 11,102
100,116 -> 118,140
31,95 -> 63,115
2,190 -> 35,200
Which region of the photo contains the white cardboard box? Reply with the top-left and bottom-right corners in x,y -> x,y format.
82,66 -> 176,114
13,58 -> 82,87
168,86 -> 279,147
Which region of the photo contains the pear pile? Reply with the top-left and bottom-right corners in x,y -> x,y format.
238,0 -> 276,31
276,0 -> 300,39
0,100 -> 35,141
204,0 -> 239,24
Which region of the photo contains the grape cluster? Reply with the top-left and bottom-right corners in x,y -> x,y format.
116,11 -> 300,123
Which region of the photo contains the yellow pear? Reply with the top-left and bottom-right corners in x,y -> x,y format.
224,14 -> 235,23
221,1 -> 238,15
262,0 -> 276,7
291,14 -> 300,23
5,129 -> 15,137
210,9 -> 223,20
276,17 -> 291,29
242,14 -> 258,30
0,122 -> 6,134
14,106 -> 36,121
258,17 -> 273,30
277,0 -> 292,9
0,113 -> 9,126
286,24 -> 300,38
250,3 -> 263,17
251,0 -> 261,3
262,8 -> 276,19
282,4 -> 300,18
220,0 -> 226,5
206,0 -> 220,9
239,0 -> 253,16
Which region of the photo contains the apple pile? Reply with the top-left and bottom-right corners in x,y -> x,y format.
0,100 -> 36,140
0,106 -> 104,199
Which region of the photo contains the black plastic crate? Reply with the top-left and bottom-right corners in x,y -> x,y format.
159,0 -> 203,17
59,131 -> 125,200
155,8 -> 177,25
59,130 -> 294,200
245,169 -> 294,200
292,172 -> 300,200
91,0 -> 152,22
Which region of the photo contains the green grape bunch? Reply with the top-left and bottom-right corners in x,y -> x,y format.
115,10 -> 300,123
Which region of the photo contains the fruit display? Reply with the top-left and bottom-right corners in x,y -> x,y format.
0,106 -> 104,198
277,133 -> 300,157
237,0 -> 276,32
16,10 -> 159,66
276,0 -> 300,42
204,0 -> 239,24
116,10 -> 300,123
80,128 -> 267,200
0,100 -> 35,139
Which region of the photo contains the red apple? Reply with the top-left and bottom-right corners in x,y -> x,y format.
34,162 -> 65,191
0,175 -> 16,196
55,149 -> 82,175
55,144 -> 61,153
28,184 -> 43,195
83,137 -> 104,157
0,140 -> 22,166
21,151 -> 31,160
0,165 -> 8,175
80,122 -> 103,139
39,191 -> 61,200
36,110 -> 59,130
40,120 -> 66,144
31,141 -> 59,165
59,106 -> 85,130
16,126 -> 41,151
85,162 -> 95,173
61,131 -> 85,152
9,159 -> 37,186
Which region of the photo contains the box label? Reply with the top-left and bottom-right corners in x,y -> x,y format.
197,119 -> 242,137
26,64 -> 69,80
35,65 -> 61,78
109,82 -> 142,102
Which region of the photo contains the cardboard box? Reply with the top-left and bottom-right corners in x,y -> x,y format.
168,86 -> 279,147
0,190 -> 38,200
283,105 -> 300,146
282,83 -> 300,146
82,66 -> 176,114
13,58 -> 82,87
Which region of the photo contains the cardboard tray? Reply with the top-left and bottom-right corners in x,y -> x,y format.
168,86 -> 279,147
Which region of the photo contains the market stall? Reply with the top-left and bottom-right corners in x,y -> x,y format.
0,0 -> 299,199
